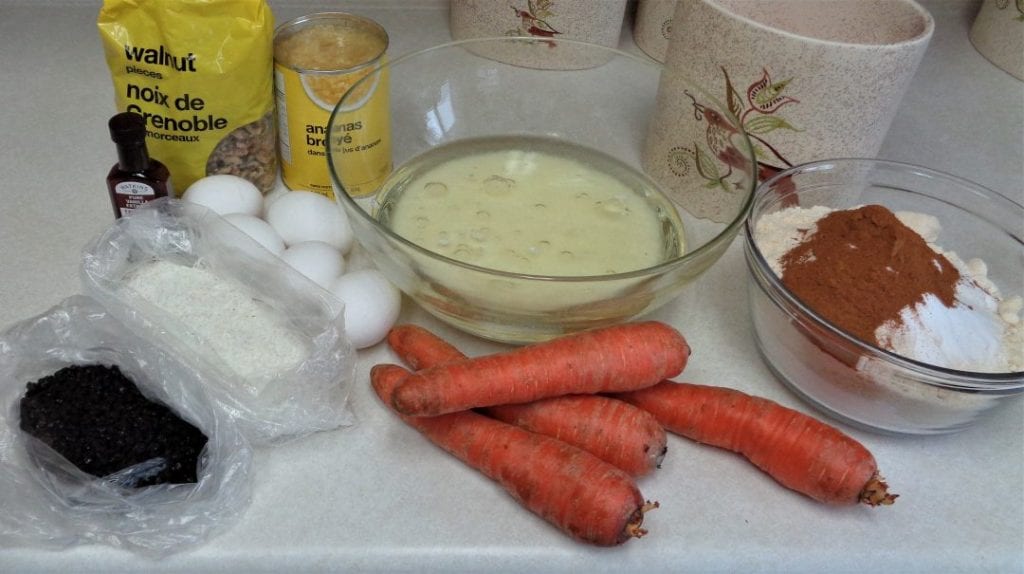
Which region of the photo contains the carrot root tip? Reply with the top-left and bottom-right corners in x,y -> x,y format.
654,446 -> 667,469
860,472 -> 898,506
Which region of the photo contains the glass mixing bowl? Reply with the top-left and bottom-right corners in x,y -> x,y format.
328,37 -> 757,343
745,159 -> 1024,434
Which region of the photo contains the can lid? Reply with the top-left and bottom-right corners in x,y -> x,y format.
108,112 -> 147,145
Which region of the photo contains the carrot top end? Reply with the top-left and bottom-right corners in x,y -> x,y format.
621,500 -> 660,542
860,472 -> 898,507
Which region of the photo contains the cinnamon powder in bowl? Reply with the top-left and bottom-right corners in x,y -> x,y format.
744,159 -> 1024,435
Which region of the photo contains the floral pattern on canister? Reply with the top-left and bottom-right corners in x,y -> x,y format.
507,0 -> 561,39
994,0 -> 1024,21
667,66 -> 801,192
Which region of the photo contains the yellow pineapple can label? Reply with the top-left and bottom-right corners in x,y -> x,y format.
274,13 -> 391,199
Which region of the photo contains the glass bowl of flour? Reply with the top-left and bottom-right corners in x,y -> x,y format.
744,158 -> 1023,435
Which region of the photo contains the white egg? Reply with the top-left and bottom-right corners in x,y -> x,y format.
182,174 -> 263,216
265,190 -> 354,252
262,187 -> 289,218
222,213 -> 286,256
281,241 -> 346,289
329,269 -> 402,349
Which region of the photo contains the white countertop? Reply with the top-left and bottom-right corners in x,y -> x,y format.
1,1 -> 1022,572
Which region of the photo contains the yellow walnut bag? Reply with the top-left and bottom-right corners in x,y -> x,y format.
98,0 -> 277,194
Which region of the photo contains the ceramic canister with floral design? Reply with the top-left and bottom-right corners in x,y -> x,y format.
449,0 -> 628,68
634,0 -> 677,62
642,0 -> 934,222
969,0 -> 1024,81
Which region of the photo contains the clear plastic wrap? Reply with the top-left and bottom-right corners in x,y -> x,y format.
0,295 -> 253,556
80,198 -> 357,445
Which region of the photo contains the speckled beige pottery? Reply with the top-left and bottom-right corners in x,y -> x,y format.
449,0 -> 628,68
634,0 -> 677,62
643,0 -> 934,222
969,0 -> 1024,81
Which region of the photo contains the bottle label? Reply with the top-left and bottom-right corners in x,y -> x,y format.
114,181 -> 158,217
115,181 -> 157,196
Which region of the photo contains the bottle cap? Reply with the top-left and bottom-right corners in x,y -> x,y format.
108,112 -> 147,145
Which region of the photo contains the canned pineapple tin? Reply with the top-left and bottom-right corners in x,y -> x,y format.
274,13 -> 391,198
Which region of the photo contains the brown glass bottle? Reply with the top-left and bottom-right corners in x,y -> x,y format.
106,112 -> 171,218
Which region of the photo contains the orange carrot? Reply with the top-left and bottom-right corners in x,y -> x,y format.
485,396 -> 667,477
387,324 -> 466,370
372,363 -> 657,545
391,321 -> 691,417
387,324 -> 668,477
613,381 -> 896,506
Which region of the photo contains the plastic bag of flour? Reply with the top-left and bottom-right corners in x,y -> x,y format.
97,0 -> 277,194
0,296 -> 253,556
81,198 -> 357,445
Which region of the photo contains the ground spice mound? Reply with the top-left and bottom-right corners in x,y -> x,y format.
779,204 -> 961,346
19,364 -> 208,487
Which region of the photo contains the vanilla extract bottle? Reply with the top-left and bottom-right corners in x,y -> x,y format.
106,111 -> 171,218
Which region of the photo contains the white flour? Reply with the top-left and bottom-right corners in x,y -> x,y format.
754,206 -> 1023,373
125,260 -> 310,385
